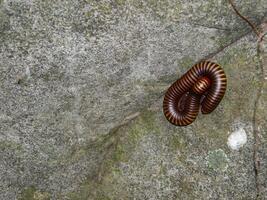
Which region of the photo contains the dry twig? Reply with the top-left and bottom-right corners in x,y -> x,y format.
228,0 -> 260,38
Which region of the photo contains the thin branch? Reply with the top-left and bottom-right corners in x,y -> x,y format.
228,0 -> 260,38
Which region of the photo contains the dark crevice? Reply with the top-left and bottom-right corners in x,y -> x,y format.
203,30 -> 252,61
227,0 -> 266,198
252,37 -> 266,199
228,0 -> 260,37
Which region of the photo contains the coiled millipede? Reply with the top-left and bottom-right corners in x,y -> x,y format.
163,61 -> 227,126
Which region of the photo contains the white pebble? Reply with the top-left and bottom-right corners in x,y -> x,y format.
227,128 -> 247,150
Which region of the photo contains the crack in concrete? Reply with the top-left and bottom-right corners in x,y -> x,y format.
227,1 -> 267,197
220,2 -> 266,196
183,21 -> 233,31
92,111 -> 141,183
253,26 -> 267,199
192,23 -> 231,31
252,41 -> 264,200
204,30 -> 252,61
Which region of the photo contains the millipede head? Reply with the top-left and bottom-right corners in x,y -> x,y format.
191,77 -> 211,95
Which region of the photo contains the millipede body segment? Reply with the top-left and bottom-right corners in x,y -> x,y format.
163,61 -> 227,126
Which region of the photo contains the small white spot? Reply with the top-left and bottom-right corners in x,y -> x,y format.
25,66 -> 31,78
227,128 -> 247,150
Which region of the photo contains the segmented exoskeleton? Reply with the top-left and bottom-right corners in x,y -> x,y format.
163,61 -> 227,126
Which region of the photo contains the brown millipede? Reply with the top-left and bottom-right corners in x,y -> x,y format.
163,60 -> 227,126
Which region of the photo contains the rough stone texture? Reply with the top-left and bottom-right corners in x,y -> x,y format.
256,26 -> 267,198
0,0 -> 267,199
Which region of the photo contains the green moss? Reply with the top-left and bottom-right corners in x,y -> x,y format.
33,191 -> 50,200
169,135 -> 187,150
108,110 -> 160,164
67,178 -> 114,200
68,148 -> 88,163
66,110 -> 161,199
129,111 -> 160,140
98,3 -> 112,15
67,187 -> 90,200
0,141 -> 23,154
115,0 -> 126,6
112,143 -> 126,162
107,111 -> 160,174
66,178 -> 112,200
19,187 -> 50,200
159,161 -> 168,175
85,11 -> 93,18
206,149 -> 228,172
20,187 -> 36,200
179,177 -> 195,197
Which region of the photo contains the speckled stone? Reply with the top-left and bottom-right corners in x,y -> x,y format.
0,0 -> 266,199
